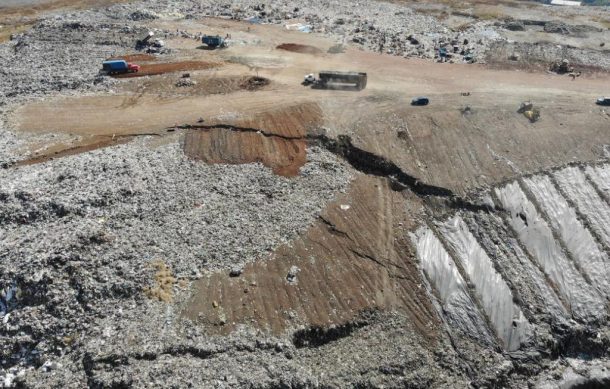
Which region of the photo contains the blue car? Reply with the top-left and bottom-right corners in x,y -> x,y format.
411,97 -> 429,106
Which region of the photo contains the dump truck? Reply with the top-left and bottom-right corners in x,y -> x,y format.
102,60 -> 140,75
303,71 -> 367,90
201,35 -> 226,49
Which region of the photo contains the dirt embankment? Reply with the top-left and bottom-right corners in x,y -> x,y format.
183,102 -> 321,177
184,175 -> 439,339
277,43 -> 323,55
107,53 -> 157,63
113,60 -> 220,78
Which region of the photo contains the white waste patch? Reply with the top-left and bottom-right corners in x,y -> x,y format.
495,182 -> 605,322
523,175 -> 609,298
438,216 -> 531,351
412,227 -> 494,346
554,166 -> 610,249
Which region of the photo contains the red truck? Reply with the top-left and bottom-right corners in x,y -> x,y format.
102,60 -> 140,75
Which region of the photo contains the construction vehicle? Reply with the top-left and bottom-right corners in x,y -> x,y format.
136,31 -> 165,52
302,71 -> 367,90
101,60 -> 140,75
136,31 -> 155,49
201,35 -> 226,49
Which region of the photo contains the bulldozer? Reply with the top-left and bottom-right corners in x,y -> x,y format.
518,101 -> 540,123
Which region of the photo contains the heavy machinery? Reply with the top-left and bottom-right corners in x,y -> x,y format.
136,31 -> 165,52
302,71 -> 367,90
201,35 -> 226,49
101,60 -> 140,75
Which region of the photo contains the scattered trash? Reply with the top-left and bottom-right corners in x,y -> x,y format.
549,59 -> 574,74
286,265 -> 300,283
229,267 -> 243,277
175,78 -> 197,87
244,16 -> 262,24
460,106 -> 473,115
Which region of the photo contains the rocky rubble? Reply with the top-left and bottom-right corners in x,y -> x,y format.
0,139 -> 351,381
1,0 -> 609,387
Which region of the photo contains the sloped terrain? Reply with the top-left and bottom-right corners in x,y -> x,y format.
1,0 -> 609,387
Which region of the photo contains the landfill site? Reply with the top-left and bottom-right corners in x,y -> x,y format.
1,0 -> 610,387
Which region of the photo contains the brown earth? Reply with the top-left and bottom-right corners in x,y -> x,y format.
118,75 -> 271,99
182,102 -> 321,176
184,175 -> 439,339
113,60 -> 220,78
277,43 -> 323,55
108,54 -> 158,63
14,19 -> 610,189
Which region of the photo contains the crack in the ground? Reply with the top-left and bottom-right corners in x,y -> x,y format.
318,215 -> 352,239
175,124 -> 306,141
179,124 -> 495,213
292,316 -> 371,349
310,134 -> 495,213
349,248 -> 407,273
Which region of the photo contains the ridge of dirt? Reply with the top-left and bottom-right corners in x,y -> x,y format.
276,43 -> 323,55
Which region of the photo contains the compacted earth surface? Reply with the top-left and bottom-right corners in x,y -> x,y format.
1,0 -> 609,387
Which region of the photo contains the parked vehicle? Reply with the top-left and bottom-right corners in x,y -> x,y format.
202,35 -> 226,49
411,97 -> 429,106
596,97 -> 610,106
102,60 -> 140,75
302,71 -> 367,90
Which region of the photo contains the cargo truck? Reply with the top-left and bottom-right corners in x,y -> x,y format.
201,35 -> 226,49
302,71 -> 367,90
101,60 -> 140,75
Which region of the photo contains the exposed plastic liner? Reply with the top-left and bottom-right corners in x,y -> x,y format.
555,166 -> 610,249
285,23 -> 312,33
524,175 -> 609,298
411,228 -> 495,346
495,182 -> 605,322
465,212 -> 568,322
438,216 -> 531,351
584,164 -> 610,203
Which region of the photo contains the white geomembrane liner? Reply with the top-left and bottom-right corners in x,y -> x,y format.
495,182 -> 605,322
585,164 -> 610,202
412,227 -> 494,346
554,166 -> 610,249
524,175 -> 609,298
438,216 -> 531,351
